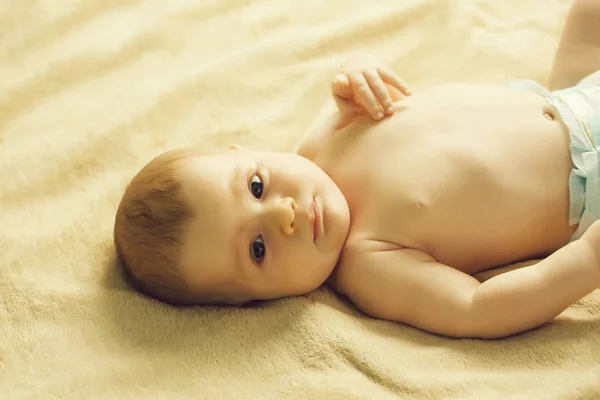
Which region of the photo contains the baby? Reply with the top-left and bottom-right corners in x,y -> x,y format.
114,0 -> 600,339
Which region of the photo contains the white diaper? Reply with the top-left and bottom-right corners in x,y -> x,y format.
507,71 -> 600,241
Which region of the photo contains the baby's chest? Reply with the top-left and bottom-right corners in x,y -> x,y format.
331,156 -> 430,249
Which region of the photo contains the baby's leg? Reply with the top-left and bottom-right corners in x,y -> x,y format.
549,0 -> 600,90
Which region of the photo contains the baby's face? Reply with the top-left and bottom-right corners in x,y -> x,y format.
178,149 -> 350,303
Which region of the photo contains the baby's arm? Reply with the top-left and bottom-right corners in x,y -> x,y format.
549,0 -> 600,90
331,222 -> 600,339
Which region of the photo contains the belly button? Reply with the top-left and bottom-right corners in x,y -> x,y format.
543,108 -> 555,121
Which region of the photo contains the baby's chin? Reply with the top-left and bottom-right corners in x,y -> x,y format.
327,193 -> 351,255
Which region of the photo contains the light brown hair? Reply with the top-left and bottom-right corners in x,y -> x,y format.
114,148 -> 202,305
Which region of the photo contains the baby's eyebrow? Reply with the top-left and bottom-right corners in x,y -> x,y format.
233,234 -> 244,272
227,162 -> 251,271
229,163 -> 242,197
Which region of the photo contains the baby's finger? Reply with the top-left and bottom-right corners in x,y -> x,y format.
364,70 -> 393,115
333,91 -> 364,115
378,67 -> 412,96
332,74 -> 353,99
349,73 -> 383,120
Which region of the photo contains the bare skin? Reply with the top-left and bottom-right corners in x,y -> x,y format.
305,83 -> 574,271
296,0 -> 600,338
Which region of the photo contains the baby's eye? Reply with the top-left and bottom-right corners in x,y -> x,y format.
250,235 -> 266,265
249,173 -> 263,199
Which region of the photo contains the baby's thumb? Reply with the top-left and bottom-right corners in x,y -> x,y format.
332,74 -> 353,99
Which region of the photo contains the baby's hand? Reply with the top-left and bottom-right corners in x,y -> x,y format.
332,55 -> 411,120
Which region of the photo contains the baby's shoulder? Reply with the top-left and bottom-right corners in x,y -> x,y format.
327,237 -> 400,290
295,103 -> 355,161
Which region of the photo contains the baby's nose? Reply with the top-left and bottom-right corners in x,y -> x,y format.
271,197 -> 296,235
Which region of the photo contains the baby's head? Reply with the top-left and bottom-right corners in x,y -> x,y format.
114,147 -> 350,306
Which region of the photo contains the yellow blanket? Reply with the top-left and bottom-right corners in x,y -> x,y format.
2,0 -> 599,398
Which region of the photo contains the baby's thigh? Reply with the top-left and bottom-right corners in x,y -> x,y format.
549,0 -> 600,90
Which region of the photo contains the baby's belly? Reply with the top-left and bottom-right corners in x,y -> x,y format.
341,84 -> 577,274
413,175 -> 576,273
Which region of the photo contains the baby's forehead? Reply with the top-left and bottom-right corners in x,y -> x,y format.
180,174 -> 234,243
179,215 -> 242,293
